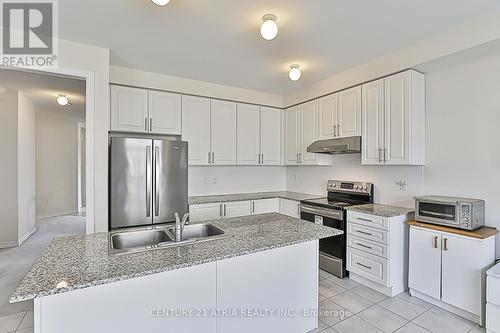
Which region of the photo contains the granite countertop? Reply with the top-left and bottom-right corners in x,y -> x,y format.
487,261 -> 500,279
189,191 -> 322,205
10,213 -> 340,303
347,203 -> 415,218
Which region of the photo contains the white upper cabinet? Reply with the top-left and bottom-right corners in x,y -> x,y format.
285,106 -> 300,165
260,107 -> 282,165
210,100 -> 237,165
237,103 -> 260,165
110,86 -> 148,133
338,86 -> 362,138
182,95 -> 211,165
318,94 -> 337,140
148,90 -> 182,135
110,85 -> 182,135
300,100 -> 318,165
362,79 -> 385,165
362,70 -> 426,165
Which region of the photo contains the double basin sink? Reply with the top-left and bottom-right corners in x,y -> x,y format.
109,223 -> 229,255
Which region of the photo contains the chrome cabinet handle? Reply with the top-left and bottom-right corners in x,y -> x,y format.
357,262 -> 372,270
261,153 -> 264,164
223,204 -> 227,217
150,118 -> 153,132
356,230 -> 373,236
258,153 -> 261,165
208,152 -> 211,164
433,236 -> 439,248
337,124 -> 341,137
383,148 -> 387,163
219,204 -> 223,218
378,148 -> 382,163
146,146 -> 151,217
357,243 -> 372,250
443,238 -> 448,251
357,217 -> 373,223
154,146 -> 160,217
145,117 -> 148,132
212,152 -> 215,164
252,201 -> 255,214
333,124 -> 337,137
296,153 -> 299,164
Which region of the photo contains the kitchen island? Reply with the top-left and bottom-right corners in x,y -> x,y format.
10,213 -> 341,333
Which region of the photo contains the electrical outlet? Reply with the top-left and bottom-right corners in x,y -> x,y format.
212,177 -> 217,184
204,176 -> 211,185
396,180 -> 408,191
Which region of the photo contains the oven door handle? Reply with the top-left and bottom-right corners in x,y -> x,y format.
299,205 -> 343,220
419,210 -> 455,219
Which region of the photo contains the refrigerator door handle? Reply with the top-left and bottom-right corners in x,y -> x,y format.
146,146 -> 152,218
154,146 -> 160,217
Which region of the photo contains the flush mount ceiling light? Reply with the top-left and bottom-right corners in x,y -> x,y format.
260,14 -> 278,41
151,0 -> 170,6
288,64 -> 301,81
56,95 -> 70,106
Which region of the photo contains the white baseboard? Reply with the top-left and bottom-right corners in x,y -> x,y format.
0,240 -> 18,249
18,226 -> 37,246
37,210 -> 79,220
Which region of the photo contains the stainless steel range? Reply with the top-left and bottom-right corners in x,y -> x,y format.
300,180 -> 374,278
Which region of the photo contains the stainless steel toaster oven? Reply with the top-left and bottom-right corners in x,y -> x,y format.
414,195 -> 485,230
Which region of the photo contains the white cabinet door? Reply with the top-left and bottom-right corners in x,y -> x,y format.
338,86 -> 361,138
280,199 -> 299,218
362,79 -> 385,165
251,198 -> 280,214
110,86 -> 148,133
441,234 -> 483,315
211,100 -> 237,165
384,72 -> 410,165
182,96 -> 211,165
222,201 -> 251,218
189,203 -> 221,222
318,94 -> 337,140
148,90 -> 182,135
300,100 -> 318,165
260,107 -> 282,165
285,106 -> 300,165
237,104 -> 260,165
409,227 -> 442,299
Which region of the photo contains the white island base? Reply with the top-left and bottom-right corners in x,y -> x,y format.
34,240 -> 319,333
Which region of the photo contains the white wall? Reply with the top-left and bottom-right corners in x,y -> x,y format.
422,45 -> 500,256
189,166 -> 286,196
17,92 -> 36,239
0,91 -> 19,246
285,155 -> 423,207
36,112 -> 79,219
110,66 -> 284,108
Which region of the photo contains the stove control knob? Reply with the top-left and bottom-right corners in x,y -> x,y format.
332,183 -> 336,187
363,185 -> 368,190
354,185 -> 359,189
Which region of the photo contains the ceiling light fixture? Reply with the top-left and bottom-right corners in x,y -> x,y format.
151,0 -> 170,6
56,95 -> 70,106
260,14 -> 278,41
288,64 -> 301,81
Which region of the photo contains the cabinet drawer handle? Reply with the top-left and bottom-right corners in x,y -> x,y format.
378,148 -> 382,163
208,152 -> 211,164
357,243 -> 373,250
443,238 -> 448,251
433,236 -> 439,249
356,230 -> 373,236
150,118 -> 153,132
357,217 -> 373,222
145,117 -> 148,131
357,262 -> 372,270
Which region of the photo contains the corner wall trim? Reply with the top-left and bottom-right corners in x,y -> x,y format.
0,241 -> 19,249
18,226 -> 37,246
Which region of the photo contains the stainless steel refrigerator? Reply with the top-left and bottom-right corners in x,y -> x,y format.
109,137 -> 188,229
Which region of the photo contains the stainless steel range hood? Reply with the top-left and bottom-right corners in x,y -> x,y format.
307,136 -> 361,155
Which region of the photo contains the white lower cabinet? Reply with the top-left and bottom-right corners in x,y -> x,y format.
222,201 -> 251,218
346,210 -> 410,297
280,199 -> 300,218
251,198 -> 280,214
487,263 -> 500,333
189,203 -> 222,222
409,226 -> 496,324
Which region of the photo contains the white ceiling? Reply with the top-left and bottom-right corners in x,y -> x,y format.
0,68 -> 86,121
59,0 -> 499,95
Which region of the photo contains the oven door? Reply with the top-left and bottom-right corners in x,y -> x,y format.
415,200 -> 459,227
299,204 -> 346,277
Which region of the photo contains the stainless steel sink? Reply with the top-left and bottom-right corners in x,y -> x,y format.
109,223 -> 230,255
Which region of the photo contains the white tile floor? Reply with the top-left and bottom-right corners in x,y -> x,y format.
0,266 -> 486,332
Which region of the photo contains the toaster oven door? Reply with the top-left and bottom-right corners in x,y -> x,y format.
416,201 -> 459,227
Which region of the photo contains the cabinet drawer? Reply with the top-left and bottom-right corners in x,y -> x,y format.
486,303 -> 500,332
487,276 -> 500,305
347,222 -> 389,245
347,247 -> 389,287
348,235 -> 389,259
348,211 -> 388,230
